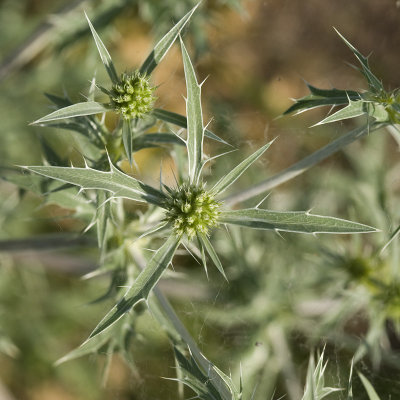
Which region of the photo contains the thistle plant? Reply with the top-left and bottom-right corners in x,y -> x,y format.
4,6 -> 399,399
25,14 -> 378,347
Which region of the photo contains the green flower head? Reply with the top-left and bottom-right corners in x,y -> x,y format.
109,71 -> 156,120
164,182 -> 220,240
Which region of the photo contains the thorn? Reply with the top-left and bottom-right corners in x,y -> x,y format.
199,74 -> 209,87
204,117 -> 213,131
255,192 -> 271,209
274,229 -> 285,240
104,148 -> 113,170
83,219 -> 96,234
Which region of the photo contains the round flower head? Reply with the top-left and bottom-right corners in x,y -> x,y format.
164,183 -> 220,240
109,70 -> 156,120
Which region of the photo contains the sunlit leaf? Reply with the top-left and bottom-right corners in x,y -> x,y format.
219,209 -> 378,234
31,102 -> 109,125
180,37 -> 204,183
139,3 -> 199,75
23,164 -> 167,207
85,12 -> 119,83
212,140 -> 274,195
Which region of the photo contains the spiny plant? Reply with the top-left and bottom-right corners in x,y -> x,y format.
25,13 -> 377,348
4,6 -> 397,399
224,29 -> 400,207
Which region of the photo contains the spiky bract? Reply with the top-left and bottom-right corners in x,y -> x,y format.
109,70 -> 156,120
164,183 -> 220,240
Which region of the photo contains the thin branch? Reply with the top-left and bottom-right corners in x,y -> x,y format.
223,124 -> 382,206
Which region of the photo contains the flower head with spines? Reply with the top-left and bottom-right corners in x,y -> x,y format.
164,182 -> 220,240
109,71 -> 156,120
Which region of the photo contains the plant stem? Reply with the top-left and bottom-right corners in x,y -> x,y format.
223,124 -> 382,206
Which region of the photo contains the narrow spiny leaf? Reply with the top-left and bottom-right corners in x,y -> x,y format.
212,140 -> 274,195
24,165 -> 167,207
88,235 -> 180,338
139,3 -> 199,75
31,102 -> 109,125
180,37 -> 204,183
219,209 -> 378,234
198,233 -> 227,280
85,12 -> 119,84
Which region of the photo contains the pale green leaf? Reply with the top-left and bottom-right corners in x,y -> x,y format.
23,164 -> 166,207
88,235 -> 180,338
31,102 -> 109,125
314,99 -> 366,125
198,233 -> 227,280
212,140 -> 274,195
122,119 -> 134,166
139,3 -> 199,75
315,100 -> 390,126
219,209 -> 378,234
85,12 -> 118,83
180,37 -> 204,183
152,108 -> 229,145
334,28 -> 383,93
358,373 -> 381,400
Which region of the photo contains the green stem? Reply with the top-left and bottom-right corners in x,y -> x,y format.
223,124 -> 383,206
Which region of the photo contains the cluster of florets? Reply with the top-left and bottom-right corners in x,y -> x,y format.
109,71 -> 155,120
164,183 -> 220,240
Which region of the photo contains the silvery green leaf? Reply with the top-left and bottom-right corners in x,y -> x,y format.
122,119 -> 134,166
132,133 -> 185,151
152,108 -> 229,145
85,12 -> 118,84
23,164 -> 167,207
315,100 -> 390,126
31,102 -> 109,125
139,3 -> 199,75
198,233 -> 227,280
284,84 -> 361,115
88,235 -> 180,338
219,209 -> 378,234
358,373 -> 381,400
334,28 -> 383,93
180,37 -> 204,183
212,140 -> 274,195
314,99 -> 367,125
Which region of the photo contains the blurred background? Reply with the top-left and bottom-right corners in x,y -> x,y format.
1,0 -> 400,399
